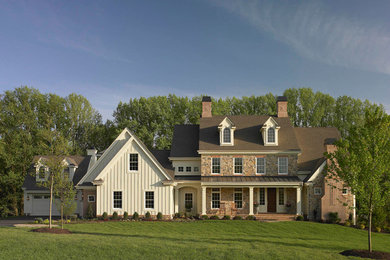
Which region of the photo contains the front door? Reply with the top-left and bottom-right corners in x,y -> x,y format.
267,188 -> 277,212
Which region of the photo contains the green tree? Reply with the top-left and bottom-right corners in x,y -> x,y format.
326,107 -> 390,252
54,169 -> 76,229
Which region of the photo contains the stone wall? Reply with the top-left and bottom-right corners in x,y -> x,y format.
206,188 -> 250,215
201,154 -> 298,176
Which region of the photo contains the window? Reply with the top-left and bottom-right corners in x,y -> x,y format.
278,188 -> 285,205
33,195 -> 42,199
113,191 -> 122,209
178,166 -> 184,172
194,167 -> 199,172
267,128 -> 275,143
278,157 -> 288,175
185,193 -> 193,209
43,195 -> 50,199
129,153 -> 138,171
186,166 -> 191,172
223,128 -> 231,143
259,188 -> 265,205
212,158 -> 220,174
145,191 -> 154,209
234,188 -> 243,208
314,187 -> 322,195
256,157 -> 266,174
211,188 -> 220,209
88,195 -> 95,202
38,166 -> 46,179
234,158 -> 243,174
342,188 -> 348,195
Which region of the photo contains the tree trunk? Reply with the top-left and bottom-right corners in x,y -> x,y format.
49,176 -> 53,229
61,204 -> 63,229
368,207 -> 372,252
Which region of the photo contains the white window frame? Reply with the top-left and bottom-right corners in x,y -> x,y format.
314,187 -> 322,195
278,188 -> 285,205
144,191 -> 155,210
88,195 -> 95,202
256,157 -> 266,175
267,128 -> 275,143
184,193 -> 193,210
222,128 -> 231,144
211,157 -> 221,174
342,188 -> 348,195
233,188 -> 243,209
233,157 -> 243,174
259,188 -> 265,205
211,188 -> 220,209
278,157 -> 288,175
129,153 -> 139,172
37,166 -> 47,181
113,191 -> 122,209
178,166 -> 184,172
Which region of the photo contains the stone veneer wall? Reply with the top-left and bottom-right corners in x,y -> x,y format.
201,154 -> 298,176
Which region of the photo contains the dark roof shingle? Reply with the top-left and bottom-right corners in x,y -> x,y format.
170,125 -> 199,157
150,150 -> 174,178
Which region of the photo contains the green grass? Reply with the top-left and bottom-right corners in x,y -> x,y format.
0,221 -> 389,259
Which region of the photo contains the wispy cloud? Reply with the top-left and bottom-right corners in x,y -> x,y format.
209,0 -> 390,75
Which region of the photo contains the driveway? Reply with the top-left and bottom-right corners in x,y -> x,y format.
0,216 -> 36,226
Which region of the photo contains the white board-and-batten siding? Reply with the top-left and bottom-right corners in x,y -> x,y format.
96,139 -> 173,216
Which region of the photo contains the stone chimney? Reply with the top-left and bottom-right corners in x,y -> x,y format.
202,96 -> 212,118
87,148 -> 98,170
277,96 -> 288,118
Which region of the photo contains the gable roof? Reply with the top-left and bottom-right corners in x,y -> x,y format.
199,115 -> 300,152
170,125 -> 199,157
294,127 -> 341,173
151,150 -> 174,178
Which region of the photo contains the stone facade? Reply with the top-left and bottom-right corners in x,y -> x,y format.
201,154 -> 298,176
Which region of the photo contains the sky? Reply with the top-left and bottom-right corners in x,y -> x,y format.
0,0 -> 389,120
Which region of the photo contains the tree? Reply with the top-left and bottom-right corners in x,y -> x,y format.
54,169 -> 76,229
326,107 -> 390,252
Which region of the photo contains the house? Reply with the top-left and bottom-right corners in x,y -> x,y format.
23,96 -> 355,222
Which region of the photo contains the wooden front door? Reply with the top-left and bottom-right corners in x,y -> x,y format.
267,188 -> 277,212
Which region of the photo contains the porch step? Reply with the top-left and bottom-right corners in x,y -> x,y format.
254,214 -> 296,222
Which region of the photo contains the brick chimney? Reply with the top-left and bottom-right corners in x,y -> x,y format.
202,96 -> 212,118
277,96 -> 288,118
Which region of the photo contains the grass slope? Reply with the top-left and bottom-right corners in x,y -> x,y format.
0,221 -> 389,259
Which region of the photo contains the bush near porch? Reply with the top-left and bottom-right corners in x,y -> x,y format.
1,221 -> 390,259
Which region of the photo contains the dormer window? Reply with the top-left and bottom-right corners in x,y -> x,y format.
223,128 -> 231,143
38,166 -> 46,179
261,117 -> 280,146
267,128 -> 275,143
218,117 -> 236,146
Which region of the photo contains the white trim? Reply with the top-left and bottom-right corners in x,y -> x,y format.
87,195 -> 95,202
307,160 -> 327,182
342,188 -> 348,195
113,191 -> 123,210
278,157 -> 288,175
128,153 -> 139,172
233,188 -> 243,209
211,188 -> 221,209
144,190 -> 155,210
255,157 -> 266,175
211,157 -> 221,174
233,157 -> 243,174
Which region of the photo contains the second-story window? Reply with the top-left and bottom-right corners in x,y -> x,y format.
234,158 -> 243,174
267,128 -> 275,143
38,166 -> 46,179
256,158 -> 266,174
212,158 -> 220,174
223,128 -> 231,143
278,157 -> 288,175
186,166 -> 191,172
129,153 -> 138,171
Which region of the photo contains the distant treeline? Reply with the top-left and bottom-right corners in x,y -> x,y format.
0,86 -> 385,216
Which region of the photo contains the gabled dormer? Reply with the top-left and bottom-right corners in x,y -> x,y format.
261,117 -> 280,146
218,117 -> 236,146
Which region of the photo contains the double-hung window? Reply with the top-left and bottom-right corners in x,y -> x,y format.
186,166 -> 191,172
88,195 -> 95,202
145,191 -> 154,209
223,128 -> 231,143
38,166 -> 46,179
256,157 -> 266,174
234,188 -> 243,208
259,188 -> 265,205
278,157 -> 288,175
129,153 -> 139,171
113,191 -> 122,209
278,188 -> 285,205
234,158 -> 243,174
211,188 -> 220,209
267,128 -> 275,143
212,158 -> 220,174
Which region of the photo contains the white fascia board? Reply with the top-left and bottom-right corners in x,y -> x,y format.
307,160 -> 327,182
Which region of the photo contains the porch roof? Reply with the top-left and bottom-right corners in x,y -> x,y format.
201,175 -> 302,184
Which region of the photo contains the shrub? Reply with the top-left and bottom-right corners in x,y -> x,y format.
173,212 -> 181,219
102,212 -> 108,220
157,212 -> 163,220
233,216 -> 242,220
375,226 -> 382,233
133,212 -> 139,221
201,215 -> 208,220
86,204 -> 95,219
246,215 -> 256,220
359,223 -> 366,230
43,219 -> 49,224
184,212 -> 192,219
112,211 -> 119,220
194,214 -> 201,220
344,220 -> 351,227
145,211 -> 152,220
222,215 -> 231,220
123,211 -> 129,220
296,215 -> 304,221
35,218 -> 43,224
209,215 -> 219,220
328,212 -> 340,224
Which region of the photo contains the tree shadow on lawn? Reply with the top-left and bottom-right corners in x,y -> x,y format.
71,231 -> 346,252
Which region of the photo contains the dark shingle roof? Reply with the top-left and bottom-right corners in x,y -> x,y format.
175,175 -> 201,181
294,127 -> 341,172
170,125 -> 200,157
199,115 -> 300,151
150,150 -> 174,178
201,175 -> 301,183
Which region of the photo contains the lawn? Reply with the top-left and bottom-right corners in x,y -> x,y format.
0,221 -> 389,259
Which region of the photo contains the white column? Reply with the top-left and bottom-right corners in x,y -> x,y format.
353,195 -> 356,226
296,187 -> 302,215
201,186 -> 207,215
174,186 -> 179,213
169,186 -> 174,216
249,187 -> 254,215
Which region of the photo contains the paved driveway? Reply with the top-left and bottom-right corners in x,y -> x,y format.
0,216 -> 35,226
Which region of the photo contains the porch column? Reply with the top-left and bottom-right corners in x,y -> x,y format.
296,187 -> 302,215
249,187 -> 254,215
201,187 -> 206,215
174,186 -> 179,213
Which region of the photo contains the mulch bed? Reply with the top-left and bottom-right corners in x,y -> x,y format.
340,249 -> 390,259
31,228 -> 72,234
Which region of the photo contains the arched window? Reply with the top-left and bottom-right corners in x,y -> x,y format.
267,128 -> 275,143
39,166 -> 46,179
223,128 -> 231,143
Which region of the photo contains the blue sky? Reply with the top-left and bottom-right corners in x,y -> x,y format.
0,0 -> 389,120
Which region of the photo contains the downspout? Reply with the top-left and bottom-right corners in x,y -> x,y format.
353,194 -> 356,226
